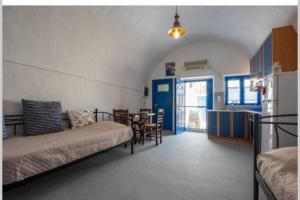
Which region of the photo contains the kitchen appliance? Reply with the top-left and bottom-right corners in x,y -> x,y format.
261,68 -> 297,152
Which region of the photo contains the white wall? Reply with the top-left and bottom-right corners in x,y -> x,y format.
3,7 -> 144,114
146,41 -> 251,109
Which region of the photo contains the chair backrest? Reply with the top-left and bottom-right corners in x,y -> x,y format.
156,108 -> 164,129
140,108 -> 151,114
140,108 -> 152,123
113,109 -> 129,126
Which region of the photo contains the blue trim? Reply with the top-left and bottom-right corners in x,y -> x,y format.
225,75 -> 260,105
206,79 -> 213,109
175,78 -> 186,134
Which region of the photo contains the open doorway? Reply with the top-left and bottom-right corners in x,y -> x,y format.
176,78 -> 213,133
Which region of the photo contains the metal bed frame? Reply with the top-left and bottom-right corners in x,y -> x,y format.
251,113 -> 297,200
3,108 -> 134,192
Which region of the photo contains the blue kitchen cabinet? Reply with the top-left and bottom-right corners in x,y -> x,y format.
207,111 -> 249,140
250,58 -> 254,79
207,111 -> 217,136
233,112 -> 245,138
259,45 -> 264,79
263,34 -> 272,76
219,112 -> 230,137
250,58 -> 254,89
250,26 -> 297,90
253,52 -> 259,80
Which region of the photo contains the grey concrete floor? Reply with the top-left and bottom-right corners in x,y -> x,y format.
4,132 -> 254,200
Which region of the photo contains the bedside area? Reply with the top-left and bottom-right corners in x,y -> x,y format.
207,110 -> 261,140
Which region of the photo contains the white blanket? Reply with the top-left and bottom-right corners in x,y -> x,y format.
3,121 -> 132,185
257,147 -> 297,200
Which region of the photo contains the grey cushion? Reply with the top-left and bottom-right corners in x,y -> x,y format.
22,99 -> 63,136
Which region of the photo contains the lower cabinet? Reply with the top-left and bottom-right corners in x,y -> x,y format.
207,112 -> 217,136
233,112 -> 246,138
207,111 -> 249,139
219,112 -> 230,137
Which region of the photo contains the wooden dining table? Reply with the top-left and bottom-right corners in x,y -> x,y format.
129,112 -> 155,144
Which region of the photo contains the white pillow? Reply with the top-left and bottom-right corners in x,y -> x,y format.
67,110 -> 95,129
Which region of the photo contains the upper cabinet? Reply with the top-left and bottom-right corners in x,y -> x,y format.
250,25 -> 297,90
263,34 -> 272,76
272,26 -> 298,72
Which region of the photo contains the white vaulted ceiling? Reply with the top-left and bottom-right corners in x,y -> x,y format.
4,6 -> 297,90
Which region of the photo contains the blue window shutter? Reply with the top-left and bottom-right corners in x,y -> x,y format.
206,79 -> 213,109
240,76 -> 245,104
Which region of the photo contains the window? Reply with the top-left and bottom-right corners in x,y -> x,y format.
244,79 -> 258,104
227,79 -> 240,104
225,75 -> 260,105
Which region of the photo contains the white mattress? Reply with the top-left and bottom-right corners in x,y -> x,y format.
3,121 -> 132,185
257,147 -> 297,200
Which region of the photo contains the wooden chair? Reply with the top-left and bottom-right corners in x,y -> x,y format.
132,113 -> 148,144
140,108 -> 152,123
113,109 -> 129,126
143,108 -> 164,146
130,109 -> 152,144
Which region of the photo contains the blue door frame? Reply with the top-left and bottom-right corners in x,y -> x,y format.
152,79 -> 174,131
175,79 -> 185,133
175,78 -> 213,134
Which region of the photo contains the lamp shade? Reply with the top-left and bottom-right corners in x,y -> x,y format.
168,6 -> 186,39
168,26 -> 186,39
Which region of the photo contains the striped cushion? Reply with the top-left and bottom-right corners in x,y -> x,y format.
22,99 -> 63,136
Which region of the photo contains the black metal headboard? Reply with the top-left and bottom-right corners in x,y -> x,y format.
252,113 -> 297,158
259,114 -> 297,148
4,108 -> 114,135
252,114 -> 297,200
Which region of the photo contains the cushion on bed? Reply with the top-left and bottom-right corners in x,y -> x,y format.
257,147 -> 297,200
67,109 -> 95,129
22,99 -> 63,136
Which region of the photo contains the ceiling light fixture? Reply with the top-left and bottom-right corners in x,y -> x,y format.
168,6 -> 186,39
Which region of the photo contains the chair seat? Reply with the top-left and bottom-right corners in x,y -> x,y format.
134,121 -> 146,126
145,123 -> 157,128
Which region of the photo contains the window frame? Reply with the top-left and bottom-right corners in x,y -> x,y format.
225,75 -> 260,105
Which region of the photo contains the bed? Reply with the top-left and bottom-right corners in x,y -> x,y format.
3,110 -> 133,189
252,114 -> 297,200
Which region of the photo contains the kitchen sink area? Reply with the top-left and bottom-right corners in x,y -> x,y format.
206,109 -> 262,140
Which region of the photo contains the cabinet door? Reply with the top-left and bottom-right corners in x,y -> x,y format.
259,46 -> 264,78
250,58 -> 254,78
263,34 -> 272,76
207,112 -> 217,136
250,58 -> 255,89
233,112 -> 245,138
253,52 -> 259,81
219,112 -> 230,137
272,26 -> 297,72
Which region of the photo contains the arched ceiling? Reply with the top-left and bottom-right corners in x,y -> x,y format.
103,6 -> 297,74
73,6 -> 297,78
4,6 -> 297,88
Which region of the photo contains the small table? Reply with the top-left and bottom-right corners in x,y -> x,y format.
129,113 -> 155,144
